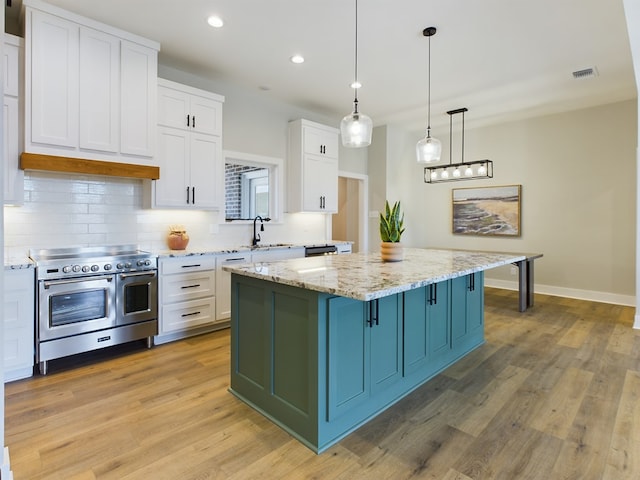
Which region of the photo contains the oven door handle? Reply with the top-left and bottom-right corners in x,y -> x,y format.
43,276 -> 113,289
119,271 -> 157,280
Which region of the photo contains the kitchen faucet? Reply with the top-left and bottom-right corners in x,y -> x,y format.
252,216 -> 271,247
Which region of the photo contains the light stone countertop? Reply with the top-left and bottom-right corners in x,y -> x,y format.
223,247 -> 526,301
4,257 -> 35,270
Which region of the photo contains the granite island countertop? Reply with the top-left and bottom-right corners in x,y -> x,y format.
224,247 -> 525,301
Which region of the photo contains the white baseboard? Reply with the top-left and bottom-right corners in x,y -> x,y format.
2,446 -> 14,480
485,279 -> 636,307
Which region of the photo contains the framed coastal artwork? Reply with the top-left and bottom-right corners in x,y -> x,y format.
452,184 -> 521,236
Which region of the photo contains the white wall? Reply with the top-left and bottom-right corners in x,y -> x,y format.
623,0 -> 640,326
373,100 -> 637,305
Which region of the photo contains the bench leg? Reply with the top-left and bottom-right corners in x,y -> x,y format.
517,260 -> 527,312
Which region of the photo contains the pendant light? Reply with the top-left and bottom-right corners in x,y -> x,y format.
416,27 -> 442,163
340,0 -> 372,148
424,107 -> 494,183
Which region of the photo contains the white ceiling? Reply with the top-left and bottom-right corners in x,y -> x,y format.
6,0 -> 637,132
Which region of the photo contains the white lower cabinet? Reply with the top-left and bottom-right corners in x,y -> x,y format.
4,269 -> 35,382
251,247 -> 305,263
215,252 -> 251,321
156,256 -> 220,344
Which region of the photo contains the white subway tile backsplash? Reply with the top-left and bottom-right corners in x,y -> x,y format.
4,171 -> 328,258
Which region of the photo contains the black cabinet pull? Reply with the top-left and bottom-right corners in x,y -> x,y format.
469,273 -> 475,292
192,187 -> 195,204
192,116 -> 196,129
186,186 -> 190,204
181,264 -> 202,269
428,283 -> 438,305
181,311 -> 201,318
187,114 -> 190,127
367,299 -> 379,328
181,284 -> 201,289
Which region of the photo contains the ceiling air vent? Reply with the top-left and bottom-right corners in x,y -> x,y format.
572,67 -> 599,79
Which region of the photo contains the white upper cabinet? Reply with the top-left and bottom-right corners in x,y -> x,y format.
287,119 -> 339,213
29,9 -> 79,149
120,40 -> 157,157
151,79 -> 224,209
3,34 -> 20,97
23,0 -> 160,165
79,26 -> 119,153
4,34 -> 24,205
158,84 -> 222,136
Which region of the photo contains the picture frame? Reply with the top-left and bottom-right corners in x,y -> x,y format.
452,185 -> 521,236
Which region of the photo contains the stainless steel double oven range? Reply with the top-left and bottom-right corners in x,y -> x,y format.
30,245 -> 158,375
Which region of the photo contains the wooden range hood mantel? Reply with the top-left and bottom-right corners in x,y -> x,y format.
20,152 -> 160,180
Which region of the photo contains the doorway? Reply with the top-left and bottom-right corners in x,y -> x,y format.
332,172 -> 368,253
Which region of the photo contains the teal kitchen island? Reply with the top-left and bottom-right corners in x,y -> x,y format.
224,248 -> 525,453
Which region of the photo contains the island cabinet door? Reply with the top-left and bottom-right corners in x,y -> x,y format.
369,294 -> 403,395
327,296 -> 370,421
451,272 -> 485,351
327,294 -> 403,421
403,280 -> 451,379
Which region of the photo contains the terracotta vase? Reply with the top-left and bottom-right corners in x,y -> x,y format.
168,232 -> 189,250
380,242 -> 404,262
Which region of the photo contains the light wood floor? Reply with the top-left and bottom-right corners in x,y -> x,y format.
5,288 -> 640,479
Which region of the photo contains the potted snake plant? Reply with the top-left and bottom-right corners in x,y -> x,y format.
379,200 -> 405,262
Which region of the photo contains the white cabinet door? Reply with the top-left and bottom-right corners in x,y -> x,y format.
161,298 -> 216,333
189,132 -> 221,208
120,39 -> 156,158
303,124 -> 339,159
161,270 -> 215,304
4,269 -> 35,382
155,127 -> 189,207
4,96 -> 23,205
3,38 -> 19,96
158,83 -> 223,136
158,86 -> 190,129
251,248 -> 305,262
79,26 -> 119,153
302,154 -> 338,212
215,253 -> 251,321
29,9 -> 79,148
189,95 -> 222,136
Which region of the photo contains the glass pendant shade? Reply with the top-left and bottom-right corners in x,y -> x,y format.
341,104 -> 373,147
416,130 -> 442,163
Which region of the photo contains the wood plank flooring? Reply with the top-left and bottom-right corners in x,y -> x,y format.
5,288 -> 640,479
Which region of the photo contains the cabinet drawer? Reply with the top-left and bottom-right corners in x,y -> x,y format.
162,270 -> 215,303
161,298 -> 215,333
160,256 -> 216,275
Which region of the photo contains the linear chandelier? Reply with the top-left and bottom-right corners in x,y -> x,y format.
424,107 -> 493,183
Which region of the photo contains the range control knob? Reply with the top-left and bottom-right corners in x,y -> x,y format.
63,265 -> 72,273
72,265 -> 81,272
124,262 -> 132,269
116,263 -> 124,270
104,264 -> 112,271
82,265 -> 90,273
137,259 -> 150,267
91,265 -> 99,272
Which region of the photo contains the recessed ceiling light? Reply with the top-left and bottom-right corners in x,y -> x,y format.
290,55 -> 304,64
207,15 -> 224,28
